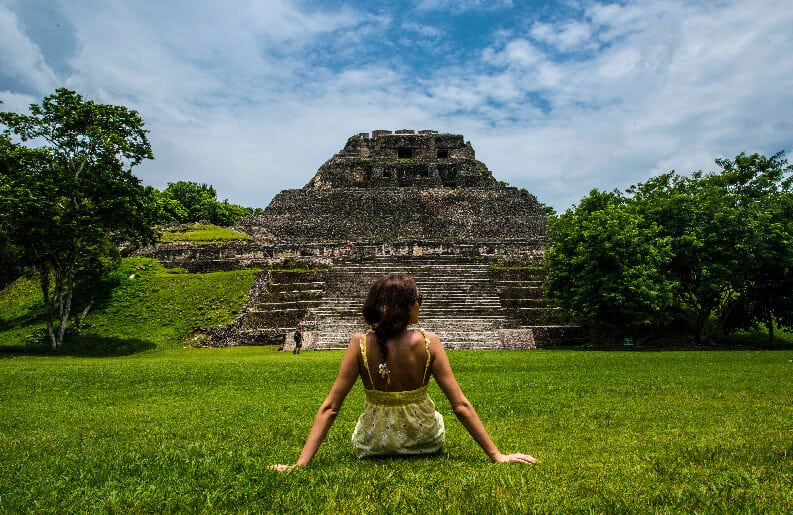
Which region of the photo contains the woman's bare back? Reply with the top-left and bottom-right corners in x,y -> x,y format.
358,329 -> 431,391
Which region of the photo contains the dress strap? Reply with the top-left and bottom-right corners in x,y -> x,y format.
419,329 -> 431,383
360,332 -> 375,385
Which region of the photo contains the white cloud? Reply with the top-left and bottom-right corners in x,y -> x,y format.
0,89 -> 38,113
530,20 -> 593,52
0,5 -> 59,93
402,21 -> 443,38
438,0 -> 793,209
586,1 -> 648,43
595,47 -> 641,79
501,39 -> 545,68
414,0 -> 513,12
2,0 -> 791,213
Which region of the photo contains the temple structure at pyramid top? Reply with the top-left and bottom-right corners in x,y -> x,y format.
240,129 -> 547,246
307,129 -> 498,189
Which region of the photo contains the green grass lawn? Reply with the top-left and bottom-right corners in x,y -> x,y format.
1,257 -> 792,512
0,257 -> 257,354
1,348 -> 791,513
158,223 -> 251,244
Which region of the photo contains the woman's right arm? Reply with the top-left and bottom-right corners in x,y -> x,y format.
269,334 -> 362,471
429,334 -> 539,465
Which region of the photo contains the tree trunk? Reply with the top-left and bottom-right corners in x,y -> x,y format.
39,265 -> 75,350
75,294 -> 96,330
39,267 -> 59,350
766,314 -> 776,347
694,326 -> 704,346
61,291 -> 72,343
53,270 -> 74,349
694,312 -> 707,346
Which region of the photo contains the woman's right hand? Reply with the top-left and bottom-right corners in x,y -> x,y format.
494,452 -> 540,464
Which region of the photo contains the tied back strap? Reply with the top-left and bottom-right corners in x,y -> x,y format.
360,333 -> 375,386
419,329 -> 431,383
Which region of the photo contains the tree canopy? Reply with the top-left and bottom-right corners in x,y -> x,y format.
545,189 -> 676,331
545,151 -> 793,345
148,181 -> 253,227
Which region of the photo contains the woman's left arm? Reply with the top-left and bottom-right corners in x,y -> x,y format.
270,335 -> 361,471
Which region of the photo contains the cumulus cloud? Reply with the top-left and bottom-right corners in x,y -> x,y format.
1,0 -> 791,212
414,0 -> 514,12
0,5 -> 59,93
466,0 -> 793,209
530,20 -> 593,52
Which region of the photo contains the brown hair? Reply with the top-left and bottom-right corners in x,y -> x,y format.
362,273 -> 418,362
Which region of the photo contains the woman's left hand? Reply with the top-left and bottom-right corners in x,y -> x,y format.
268,464 -> 298,472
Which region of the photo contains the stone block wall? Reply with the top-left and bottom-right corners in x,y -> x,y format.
136,239 -> 548,272
309,130 -> 491,189
243,187 -> 546,243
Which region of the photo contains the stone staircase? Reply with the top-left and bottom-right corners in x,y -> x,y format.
238,270 -> 328,337
295,256 -> 531,350
223,255 -> 580,350
491,266 -> 570,325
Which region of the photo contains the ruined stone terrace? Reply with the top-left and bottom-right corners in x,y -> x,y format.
240,187 -> 546,244
207,255 -> 582,350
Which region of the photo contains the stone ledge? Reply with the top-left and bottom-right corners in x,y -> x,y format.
243,187 -> 546,242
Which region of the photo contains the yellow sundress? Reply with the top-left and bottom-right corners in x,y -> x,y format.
351,329 -> 445,458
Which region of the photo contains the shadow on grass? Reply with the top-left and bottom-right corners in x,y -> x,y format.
0,335 -> 157,358
542,341 -> 793,352
359,450 -> 446,462
0,310 -> 46,332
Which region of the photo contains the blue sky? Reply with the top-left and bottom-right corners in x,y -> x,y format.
1,0 -> 792,212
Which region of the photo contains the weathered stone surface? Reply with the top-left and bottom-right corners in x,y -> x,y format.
241,187 -> 546,243
307,131 -> 491,189
135,241 -> 274,272
238,130 -> 546,245
135,239 -> 546,272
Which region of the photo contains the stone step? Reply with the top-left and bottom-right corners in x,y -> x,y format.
500,298 -> 548,307
310,294 -> 504,301
311,313 -> 506,320
290,322 -> 579,351
309,302 -> 504,311
253,301 -> 324,311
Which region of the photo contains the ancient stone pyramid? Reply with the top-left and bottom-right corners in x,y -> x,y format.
240,129 -> 548,246
147,130 -> 580,348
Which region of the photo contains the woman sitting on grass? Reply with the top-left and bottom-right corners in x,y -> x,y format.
270,273 -> 538,470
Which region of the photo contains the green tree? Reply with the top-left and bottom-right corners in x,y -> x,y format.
714,152 -> 793,345
0,131 -> 26,287
628,172 -> 743,344
164,181 -> 217,222
545,189 -> 676,334
161,181 -> 252,226
0,235 -> 24,289
626,152 -> 793,345
544,151 -> 793,345
0,88 -> 156,350
143,185 -> 188,225
213,198 -> 253,226
630,153 -> 793,344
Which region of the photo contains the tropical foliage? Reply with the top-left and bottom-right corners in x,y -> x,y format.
146,181 -> 253,227
545,151 -> 793,345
